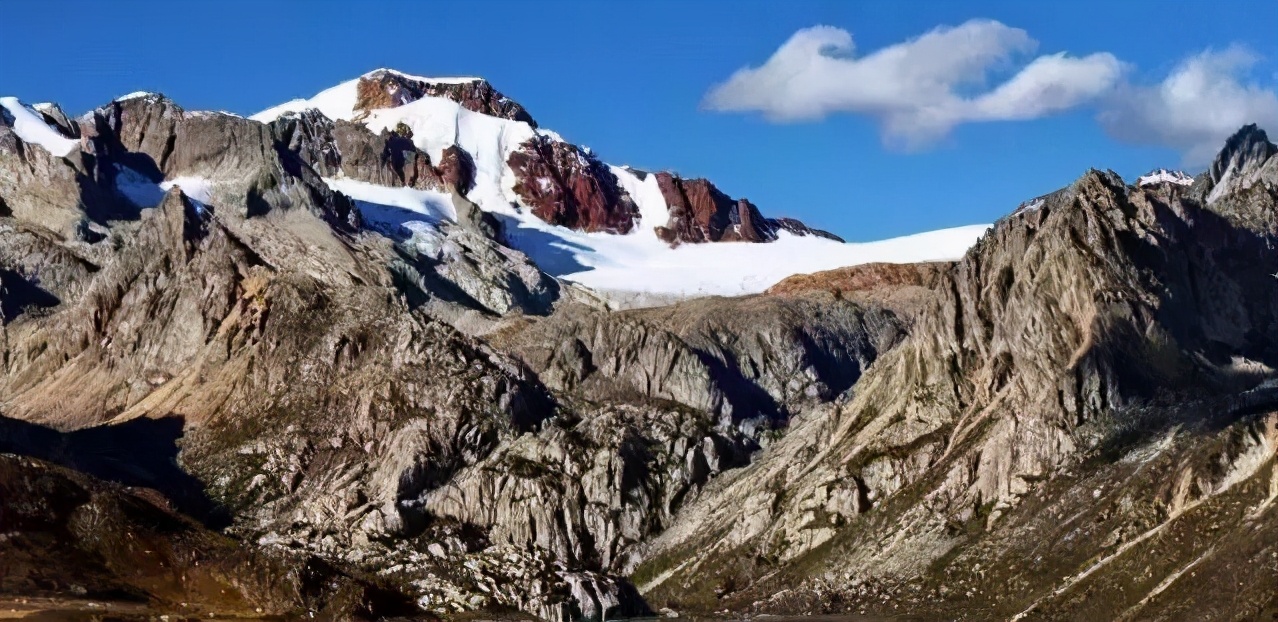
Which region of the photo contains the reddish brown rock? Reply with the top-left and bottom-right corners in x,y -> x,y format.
653,173 -> 776,243
354,70 -> 537,127
437,144 -> 475,194
766,261 -> 951,297
766,261 -> 953,320
653,173 -> 843,244
507,135 -> 638,233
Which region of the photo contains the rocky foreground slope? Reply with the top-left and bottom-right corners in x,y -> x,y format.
1,69 -> 1277,621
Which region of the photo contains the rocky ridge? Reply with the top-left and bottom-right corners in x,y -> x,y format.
630,125 -> 1278,620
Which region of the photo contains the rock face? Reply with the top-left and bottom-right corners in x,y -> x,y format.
653,172 -> 842,244
354,69 -> 537,126
770,215 -> 844,241
508,135 -> 639,233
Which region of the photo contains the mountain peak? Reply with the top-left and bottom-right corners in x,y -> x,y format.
360,67 -> 484,86
1209,123 -> 1276,189
353,68 -> 536,127
1203,124 -> 1278,205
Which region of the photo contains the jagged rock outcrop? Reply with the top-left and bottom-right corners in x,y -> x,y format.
80,94 -> 360,229
0,92 -> 611,620
393,220 -> 560,318
1199,124 -> 1278,236
632,132 -> 1278,620
508,135 -> 639,233
438,144 -> 475,194
652,172 -> 842,244
31,103 -> 79,138
653,172 -> 774,243
770,216 -> 844,241
354,69 -> 537,127
411,291 -> 905,616
0,105 -> 121,237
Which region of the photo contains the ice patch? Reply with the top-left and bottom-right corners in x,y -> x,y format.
114,165 -> 166,207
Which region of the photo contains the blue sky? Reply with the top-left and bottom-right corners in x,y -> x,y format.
4,0 -> 1277,240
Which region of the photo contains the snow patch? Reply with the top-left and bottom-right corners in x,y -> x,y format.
115,166 -> 214,213
0,96 -> 79,157
160,177 -> 214,204
324,177 -> 456,253
187,110 -> 244,120
1137,168 -> 1193,187
1015,198 -> 1045,214
336,179 -> 988,300
612,166 -> 672,232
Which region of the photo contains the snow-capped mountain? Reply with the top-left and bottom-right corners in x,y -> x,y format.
247,69 -> 989,300
4,68 -> 990,303
1136,168 -> 1194,187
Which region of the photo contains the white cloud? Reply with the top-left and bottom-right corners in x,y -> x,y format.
703,20 -> 1123,147
1098,46 -> 1278,166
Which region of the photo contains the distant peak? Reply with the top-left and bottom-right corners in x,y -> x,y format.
114,91 -> 163,102
1137,168 -> 1193,187
360,68 -> 483,85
